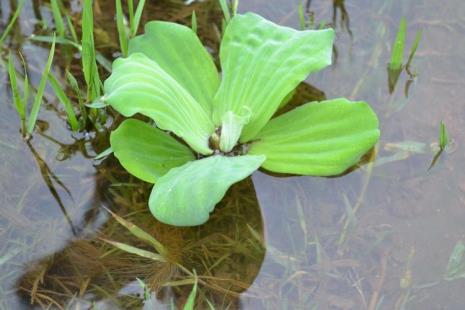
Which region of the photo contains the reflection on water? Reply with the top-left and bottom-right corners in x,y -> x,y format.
1,0 -> 465,309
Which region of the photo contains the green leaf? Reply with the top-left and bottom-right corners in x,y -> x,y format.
0,0 -> 25,47
219,0 -> 231,23
248,98 -> 380,176
149,155 -> 265,226
82,0 -> 101,101
50,0 -> 65,37
104,53 -> 215,154
116,0 -> 129,56
406,29 -> 422,70
27,35 -> 56,134
131,0 -> 146,37
48,73 -> 80,131
94,147 -> 113,159
8,53 -> 26,120
219,111 -> 248,153
129,21 -> 219,114
100,238 -> 166,262
445,241 -> 465,281
104,206 -> 168,256
213,13 -> 335,142
191,11 -> 197,34
110,119 -> 195,183
183,274 -> 198,310
439,120 -> 449,151
389,17 -> 407,70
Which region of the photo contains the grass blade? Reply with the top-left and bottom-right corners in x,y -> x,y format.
389,17 -> 407,70
66,70 -> 87,124
232,0 -> 239,16
48,73 -> 79,131
219,0 -> 231,23
191,11 -> 197,34
439,120 -> 449,151
183,272 -> 198,310
66,14 -> 79,43
298,0 -> 306,30
116,0 -> 128,56
428,121 -> 449,170
82,0 -> 101,101
104,207 -> 168,256
50,0 -> 65,37
128,0 -> 135,35
27,35 -> 57,134
94,147 -> 113,159
30,35 -> 81,48
0,0 -> 25,47
132,0 -> 146,37
406,29 -> 423,71
445,241 -> 465,281
7,53 -> 26,121
100,238 -> 166,262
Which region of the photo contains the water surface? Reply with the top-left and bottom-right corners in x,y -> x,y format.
1,0 -> 464,309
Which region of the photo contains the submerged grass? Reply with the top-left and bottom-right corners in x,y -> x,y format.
0,0 -> 25,47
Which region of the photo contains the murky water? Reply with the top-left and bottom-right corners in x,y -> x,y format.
1,0 -> 465,309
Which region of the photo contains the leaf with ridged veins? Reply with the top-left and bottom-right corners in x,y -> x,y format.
149,155 -> 265,226
104,53 -> 215,155
110,119 -> 195,183
129,21 -> 219,115
248,98 -> 380,176
213,13 -> 335,142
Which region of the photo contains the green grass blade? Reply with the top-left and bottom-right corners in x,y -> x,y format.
50,0 -> 65,37
298,0 -> 306,30
232,0 -> 239,16
445,241 -> 465,281
389,17 -> 407,69
183,273 -> 198,310
219,0 -> 231,23
116,0 -> 128,56
27,35 -> 57,134
66,70 -> 87,125
0,0 -> 26,46
191,11 -> 197,34
104,207 -> 168,256
48,73 -> 79,131
82,0 -> 101,101
23,69 -> 30,119
7,53 -> 26,120
128,0 -> 135,35
30,35 -> 81,49
406,29 -> 423,70
100,238 -> 166,262
96,52 -> 112,72
94,147 -> 113,159
439,120 -> 449,151
66,15 -> 79,43
132,0 -> 146,37
66,70 -> 83,106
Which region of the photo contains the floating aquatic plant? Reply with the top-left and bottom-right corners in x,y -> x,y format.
103,12 -> 380,226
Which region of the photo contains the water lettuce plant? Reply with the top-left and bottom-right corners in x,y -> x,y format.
103,13 -> 380,226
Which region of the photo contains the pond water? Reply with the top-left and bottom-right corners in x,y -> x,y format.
1,0 -> 465,309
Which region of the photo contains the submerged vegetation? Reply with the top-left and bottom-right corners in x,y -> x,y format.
0,0 -> 463,309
